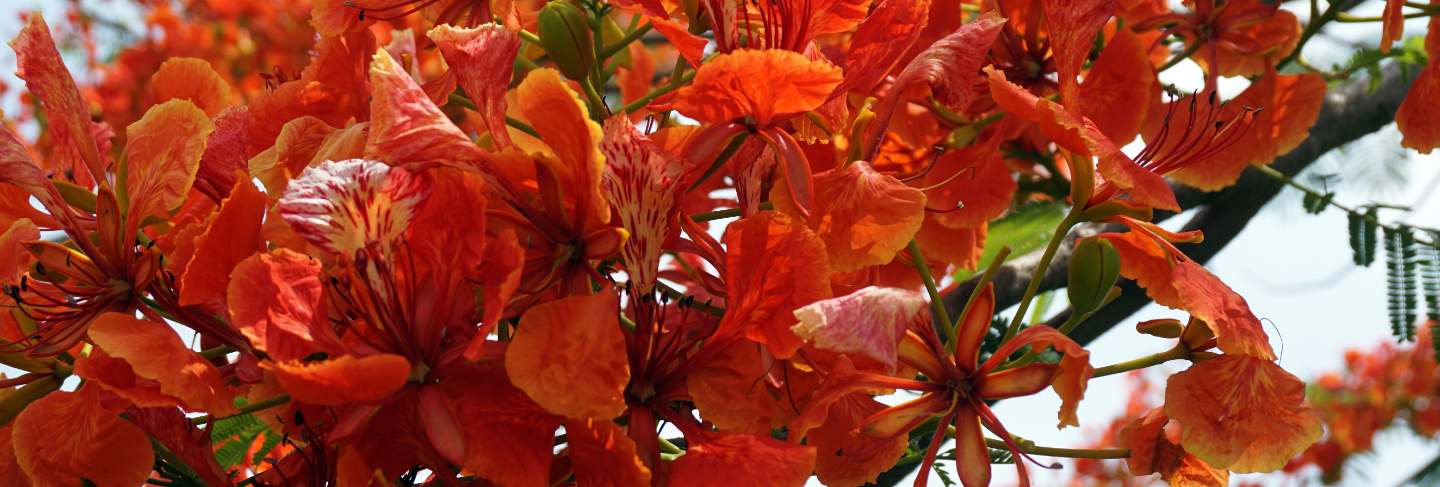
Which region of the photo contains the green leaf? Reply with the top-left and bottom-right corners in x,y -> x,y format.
955,201 -> 1068,280
1386,226 -> 1419,341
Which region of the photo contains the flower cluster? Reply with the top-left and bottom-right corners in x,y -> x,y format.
0,0 -> 1421,485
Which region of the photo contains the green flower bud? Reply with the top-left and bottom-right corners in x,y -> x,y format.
1067,237 -> 1121,318
538,1 -> 595,82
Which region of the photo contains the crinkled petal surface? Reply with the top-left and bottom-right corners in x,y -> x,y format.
565,418 -> 652,486
268,354 -> 411,406
366,49 -> 484,167
675,49 -> 843,126
428,24 -> 520,148
1102,231 -> 1275,359
506,289 -> 629,420
228,249 -> 341,361
151,57 -> 232,116
666,432 -> 816,487
88,313 -> 237,415
179,177 -> 266,307
1165,355 -> 1323,473
278,158 -> 431,255
124,99 -> 215,222
808,161 -> 926,273
12,386 -> 154,487
792,286 -> 924,370
721,211 -> 833,358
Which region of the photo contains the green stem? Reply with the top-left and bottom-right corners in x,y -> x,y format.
1278,0 -> 1342,70
600,23 -> 653,59
983,437 -> 1130,459
622,68 -> 696,114
658,436 -> 684,454
447,93 -> 542,138
581,78 -> 610,118
1093,347 -> 1187,378
191,394 -> 292,426
1157,42 -> 1201,72
1001,208 -> 1081,343
198,345 -> 235,361
908,240 -> 954,343
149,437 -> 206,486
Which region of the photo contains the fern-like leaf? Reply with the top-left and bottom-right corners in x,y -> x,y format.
1386,226 -> 1419,341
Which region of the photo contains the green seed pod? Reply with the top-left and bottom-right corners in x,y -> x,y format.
537,1 -> 595,82
1067,237 -> 1121,318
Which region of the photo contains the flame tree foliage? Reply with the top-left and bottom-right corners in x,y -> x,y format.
0,0 -> 1435,485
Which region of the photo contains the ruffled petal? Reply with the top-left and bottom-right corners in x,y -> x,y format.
674,49 -> 843,126
1078,29 -> 1156,145
666,432 -> 816,487
1117,407 -> 1229,486
1101,230 -> 1276,359
981,325 -> 1093,428
1041,0 -> 1114,106
808,395 -> 908,487
151,57 -> 233,116
1398,63 -> 1440,154
179,176 -> 267,307
565,418 -> 652,486
366,49 -> 485,168
599,116 -> 699,293
440,360 -> 561,487
268,354 -> 411,406
12,385 -> 153,487
792,286 -> 925,371
10,15 -> 105,183
88,313 -> 237,415
227,250 -> 341,361
505,289 -> 629,420
806,161 -> 927,273
124,99 -> 216,223
1164,355 -> 1323,472
721,211 -> 833,358
278,158 -> 431,256
428,24 -> 521,148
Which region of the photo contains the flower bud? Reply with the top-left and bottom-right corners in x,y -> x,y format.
537,1 -> 595,82
1067,237 -> 1121,318
1136,318 -> 1184,339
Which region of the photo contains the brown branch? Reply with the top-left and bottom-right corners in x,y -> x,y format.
943,62 -> 1420,346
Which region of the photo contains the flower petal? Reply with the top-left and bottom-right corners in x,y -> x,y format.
194,106 -> 252,201
367,49 -> 485,168
12,385 -> 153,487
0,219 -> 39,285
1078,28 -> 1156,145
808,395 -> 908,487
721,211 -> 833,359
666,432 -> 816,487
600,116 -> 699,293
1117,408 -> 1230,486
837,0 -> 931,95
792,286 -> 925,371
981,325 -> 1093,428
227,249 -> 342,361
1101,230 -> 1276,359
1164,355 -> 1323,472
151,57 -> 233,116
1164,70 -> 1325,191
88,313 -> 237,415
124,99 -> 215,223
440,360 -> 561,487
1398,62 -> 1440,154
565,418 -> 652,486
429,24 -> 521,148
647,16 -> 708,67
807,161 -> 927,273
278,158 -> 431,256
179,176 -> 267,307
10,15 -> 105,183
675,49 -> 843,126
1042,0 -> 1114,106
506,289 -> 629,420
268,354 -> 411,406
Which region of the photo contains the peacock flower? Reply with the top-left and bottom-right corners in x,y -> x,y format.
793,284 -> 1093,487
312,0 -> 502,38
1134,0 -> 1301,82
484,68 -> 629,302
1097,226 -> 1324,474
0,15 -> 251,355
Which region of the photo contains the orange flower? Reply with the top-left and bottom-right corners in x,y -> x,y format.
794,284 -> 1093,486
718,211 -> 833,359
1,15 -> 248,354
485,68 -> 628,300
1118,408 -> 1230,486
1135,0 -> 1300,80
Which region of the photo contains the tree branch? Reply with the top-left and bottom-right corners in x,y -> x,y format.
942,62 -> 1419,347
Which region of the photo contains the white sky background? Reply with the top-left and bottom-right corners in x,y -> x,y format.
0,0 -> 1436,486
